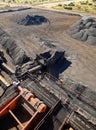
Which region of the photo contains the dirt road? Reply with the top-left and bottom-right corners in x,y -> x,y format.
0,8 -> 96,91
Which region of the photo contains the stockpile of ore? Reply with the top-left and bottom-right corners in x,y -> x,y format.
69,18 -> 96,45
0,28 -> 30,65
18,15 -> 48,26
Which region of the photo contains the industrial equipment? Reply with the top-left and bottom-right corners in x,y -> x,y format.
0,49 -> 96,130
0,85 -> 47,130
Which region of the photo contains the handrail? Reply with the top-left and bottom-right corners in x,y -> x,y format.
9,109 -> 24,129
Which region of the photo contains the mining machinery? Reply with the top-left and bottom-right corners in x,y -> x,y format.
0,50 -> 96,130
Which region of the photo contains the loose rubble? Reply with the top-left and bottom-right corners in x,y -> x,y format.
69,18 -> 96,45
0,28 -> 30,65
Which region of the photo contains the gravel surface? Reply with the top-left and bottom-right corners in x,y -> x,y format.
0,8 -> 96,91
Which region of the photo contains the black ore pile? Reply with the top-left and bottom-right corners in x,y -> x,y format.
17,15 -> 48,26
69,18 -> 96,45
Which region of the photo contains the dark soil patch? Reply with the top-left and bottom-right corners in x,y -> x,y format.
39,38 -> 56,49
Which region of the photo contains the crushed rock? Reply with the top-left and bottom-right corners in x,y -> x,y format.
69,18 -> 96,45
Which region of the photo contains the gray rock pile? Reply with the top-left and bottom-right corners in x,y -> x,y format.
17,15 -> 48,26
0,28 -> 30,65
69,18 -> 96,45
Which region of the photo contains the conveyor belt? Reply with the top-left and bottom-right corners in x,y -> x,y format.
69,112 -> 96,130
21,78 -> 59,107
0,75 -> 10,87
35,101 -> 70,130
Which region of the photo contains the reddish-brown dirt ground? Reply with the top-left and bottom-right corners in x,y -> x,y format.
0,8 -> 96,91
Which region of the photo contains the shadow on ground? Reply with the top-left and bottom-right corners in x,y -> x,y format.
48,57 -> 72,79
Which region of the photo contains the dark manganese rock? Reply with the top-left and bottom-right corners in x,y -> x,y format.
17,15 -> 48,26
